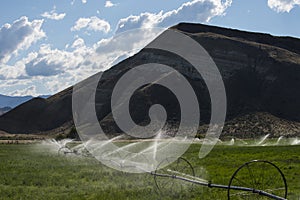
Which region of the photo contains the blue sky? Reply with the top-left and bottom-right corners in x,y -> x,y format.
0,0 -> 299,96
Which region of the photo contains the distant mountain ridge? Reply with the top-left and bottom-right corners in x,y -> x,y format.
0,94 -> 49,108
0,107 -> 11,116
0,22 -> 300,138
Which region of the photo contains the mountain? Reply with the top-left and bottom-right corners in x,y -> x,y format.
0,107 -> 11,116
0,94 -> 32,108
0,94 -> 49,108
0,23 -> 300,138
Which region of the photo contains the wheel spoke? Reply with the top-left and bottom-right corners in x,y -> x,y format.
154,157 -> 195,197
228,160 -> 287,200
261,163 -> 266,191
233,176 -> 252,188
246,164 -> 256,188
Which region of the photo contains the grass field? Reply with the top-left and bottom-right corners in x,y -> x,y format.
0,142 -> 300,199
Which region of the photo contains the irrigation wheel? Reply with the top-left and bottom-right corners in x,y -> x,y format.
154,157 -> 195,197
228,160 -> 287,200
79,148 -> 93,157
58,146 -> 73,156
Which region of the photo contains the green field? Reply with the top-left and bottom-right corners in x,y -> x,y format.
0,143 -> 300,199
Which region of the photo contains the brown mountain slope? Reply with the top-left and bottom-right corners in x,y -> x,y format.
0,23 -> 300,137
0,88 -> 72,134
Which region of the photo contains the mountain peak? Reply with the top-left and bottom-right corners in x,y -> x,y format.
172,22 -> 300,55
0,23 -> 299,137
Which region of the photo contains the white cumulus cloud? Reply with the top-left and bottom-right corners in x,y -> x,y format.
41,7 -> 66,20
0,63 -> 26,80
9,85 -> 38,97
1,0 -> 234,96
0,16 -> 45,64
268,0 -> 300,12
71,16 -> 111,33
9,27 -> 163,96
24,42 -> 93,77
116,0 -> 232,33
105,1 -> 116,8
71,37 -> 86,49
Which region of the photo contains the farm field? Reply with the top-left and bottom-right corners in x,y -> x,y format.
0,142 -> 299,200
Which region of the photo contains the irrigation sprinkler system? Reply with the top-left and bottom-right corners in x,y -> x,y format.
151,157 -> 288,200
56,141 -> 288,199
57,145 -> 92,157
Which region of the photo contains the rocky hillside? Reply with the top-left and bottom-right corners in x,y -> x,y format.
0,92 -> 72,134
198,112 -> 300,138
0,23 -> 300,138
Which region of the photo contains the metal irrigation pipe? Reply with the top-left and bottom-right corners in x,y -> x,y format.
150,171 -> 287,200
